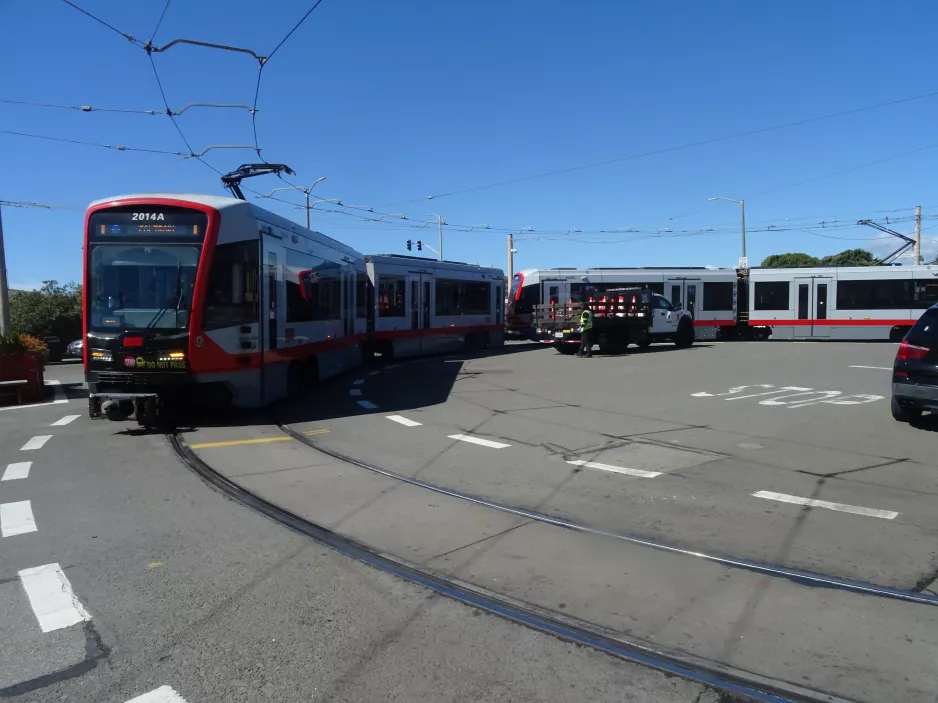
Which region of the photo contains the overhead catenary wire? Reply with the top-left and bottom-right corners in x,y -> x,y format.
149,0 -> 172,44
60,0 -> 144,47
0,129 -> 184,155
376,88 -> 938,207
252,0 -> 329,162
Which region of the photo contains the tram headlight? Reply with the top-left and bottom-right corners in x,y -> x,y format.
90,349 -> 113,362
158,351 -> 186,362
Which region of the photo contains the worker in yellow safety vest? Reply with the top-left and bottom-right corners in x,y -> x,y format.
576,308 -> 594,358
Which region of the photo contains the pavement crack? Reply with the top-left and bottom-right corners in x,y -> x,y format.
425,520 -> 533,563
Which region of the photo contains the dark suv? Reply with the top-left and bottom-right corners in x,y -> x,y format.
892,305 -> 938,422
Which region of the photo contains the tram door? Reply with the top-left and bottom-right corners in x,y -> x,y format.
260,233 -> 285,402
665,277 -> 701,318
794,276 -> 831,338
408,271 -> 433,353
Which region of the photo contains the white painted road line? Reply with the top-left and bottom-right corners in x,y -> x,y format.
386,414 -> 422,427
850,365 -> 892,370
124,685 -> 189,703
448,434 -> 511,449
752,490 -> 898,520
2,462 -> 32,481
349,388 -> 362,397
18,563 -> 91,633
566,459 -> 662,479
20,435 -> 52,451
1,501 -> 37,537
357,400 -> 379,410
51,414 -> 80,426
368,370 -> 380,376
352,379 -> 364,385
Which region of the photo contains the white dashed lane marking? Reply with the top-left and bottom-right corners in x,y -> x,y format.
368,370 -> 380,376
357,400 -> 379,410
2,462 -> 32,481
752,490 -> 899,520
51,414 -> 80,426
447,434 -> 510,449
386,414 -> 422,427
20,435 -> 52,451
349,389 -> 362,397
123,685 -> 189,703
849,365 -> 892,370
18,563 -> 91,632
566,459 -> 661,479
1,500 -> 38,536
352,379 -> 364,385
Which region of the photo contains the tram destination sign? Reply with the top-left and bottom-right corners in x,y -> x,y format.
89,208 -> 207,239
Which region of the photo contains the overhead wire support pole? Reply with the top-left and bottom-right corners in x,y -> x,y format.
429,213 -> 444,260
915,206 -> 922,265
0,202 -> 10,335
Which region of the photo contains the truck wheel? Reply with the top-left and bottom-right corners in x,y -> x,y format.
88,396 -> 102,419
555,343 -> 577,355
636,339 -> 651,349
674,320 -> 695,348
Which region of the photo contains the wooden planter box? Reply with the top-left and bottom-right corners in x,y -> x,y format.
0,352 -> 43,404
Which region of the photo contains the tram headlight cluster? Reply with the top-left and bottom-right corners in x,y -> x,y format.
158,351 -> 185,362
90,349 -> 112,362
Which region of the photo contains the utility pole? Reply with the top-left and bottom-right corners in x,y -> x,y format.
914,205 -> 922,265
429,213 -> 444,261
0,202 -> 10,335
507,233 -> 514,281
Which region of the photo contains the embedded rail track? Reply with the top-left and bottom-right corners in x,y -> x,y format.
168,426 -> 868,703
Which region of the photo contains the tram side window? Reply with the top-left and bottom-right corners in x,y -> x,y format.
285,250 -> 314,323
753,282 -> 789,311
836,279 -> 916,310
378,276 -> 406,317
303,258 -> 343,321
203,241 -> 259,330
436,279 -> 491,315
703,282 -> 734,311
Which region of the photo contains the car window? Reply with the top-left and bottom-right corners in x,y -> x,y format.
906,309 -> 938,347
655,295 -> 674,311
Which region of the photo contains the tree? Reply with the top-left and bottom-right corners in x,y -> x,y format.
10,280 -> 82,342
760,253 -> 821,268
819,249 -> 877,267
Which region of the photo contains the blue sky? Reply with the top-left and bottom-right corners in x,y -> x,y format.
2,0 -> 937,289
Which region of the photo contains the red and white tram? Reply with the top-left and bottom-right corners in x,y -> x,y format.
82,194 -> 504,424
509,264 -> 938,342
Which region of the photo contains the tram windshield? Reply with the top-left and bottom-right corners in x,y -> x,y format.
87,243 -> 202,332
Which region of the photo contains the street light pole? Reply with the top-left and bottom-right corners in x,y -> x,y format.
0,202 -> 10,335
709,196 -> 746,261
429,213 -> 444,261
305,177 -> 326,229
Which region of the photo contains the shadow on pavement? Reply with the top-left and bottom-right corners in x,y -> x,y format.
172,342 -> 544,435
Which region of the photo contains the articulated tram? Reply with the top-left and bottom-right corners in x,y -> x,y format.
508,265 -> 938,342
83,193 -> 504,424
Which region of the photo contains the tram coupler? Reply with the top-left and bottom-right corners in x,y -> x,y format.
89,392 -> 160,424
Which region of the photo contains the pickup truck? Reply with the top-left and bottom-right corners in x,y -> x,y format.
534,288 -> 695,354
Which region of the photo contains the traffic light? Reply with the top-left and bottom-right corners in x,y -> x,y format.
417,240 -> 423,251
406,240 -> 412,251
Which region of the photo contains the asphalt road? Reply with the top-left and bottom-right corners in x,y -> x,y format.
0,361 -> 722,702
286,340 -> 938,591
174,339 -> 938,702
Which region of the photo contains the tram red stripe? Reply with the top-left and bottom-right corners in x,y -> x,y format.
371,324 -> 503,340
748,319 -> 914,327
